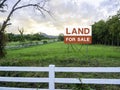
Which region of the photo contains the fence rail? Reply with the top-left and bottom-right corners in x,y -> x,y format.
0,65 -> 120,90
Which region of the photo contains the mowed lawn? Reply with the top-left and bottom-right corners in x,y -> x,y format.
1,42 -> 120,67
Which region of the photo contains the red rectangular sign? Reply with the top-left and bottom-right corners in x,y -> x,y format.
64,26 -> 92,44
64,36 -> 92,44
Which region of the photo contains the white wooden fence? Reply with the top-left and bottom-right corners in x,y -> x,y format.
0,65 -> 120,90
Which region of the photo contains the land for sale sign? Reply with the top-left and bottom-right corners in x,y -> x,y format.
64,26 -> 92,44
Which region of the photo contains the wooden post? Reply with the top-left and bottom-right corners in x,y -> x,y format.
49,65 -> 55,90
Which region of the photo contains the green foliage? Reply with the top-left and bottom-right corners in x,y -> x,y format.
92,12 -> 120,46
7,33 -> 48,42
43,40 -> 47,44
58,33 -> 64,41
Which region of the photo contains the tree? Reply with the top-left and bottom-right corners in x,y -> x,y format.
92,12 -> 120,46
58,33 -> 64,41
0,0 -> 7,12
106,14 -> 120,46
18,27 -> 25,42
7,33 -> 15,42
116,10 -> 120,46
32,33 -> 44,41
0,0 -> 50,57
0,24 -> 7,57
92,20 -> 107,44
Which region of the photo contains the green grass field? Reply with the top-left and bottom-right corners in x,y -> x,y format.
0,42 -> 120,90
1,41 -> 120,66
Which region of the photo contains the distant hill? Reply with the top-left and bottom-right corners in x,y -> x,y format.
40,32 -> 58,39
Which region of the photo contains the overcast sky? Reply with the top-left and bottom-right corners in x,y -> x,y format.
0,0 -> 120,35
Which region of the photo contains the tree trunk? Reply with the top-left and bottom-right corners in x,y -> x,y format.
117,36 -> 119,46
112,35 -> 114,46
0,31 -> 6,58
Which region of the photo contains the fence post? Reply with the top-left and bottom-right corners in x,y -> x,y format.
49,64 -> 55,90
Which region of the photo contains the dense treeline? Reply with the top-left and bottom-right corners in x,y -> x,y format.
92,12 -> 120,46
7,33 -> 48,42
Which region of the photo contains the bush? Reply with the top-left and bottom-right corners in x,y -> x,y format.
43,41 -> 47,44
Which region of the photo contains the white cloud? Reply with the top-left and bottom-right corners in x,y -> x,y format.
0,0 -> 120,35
